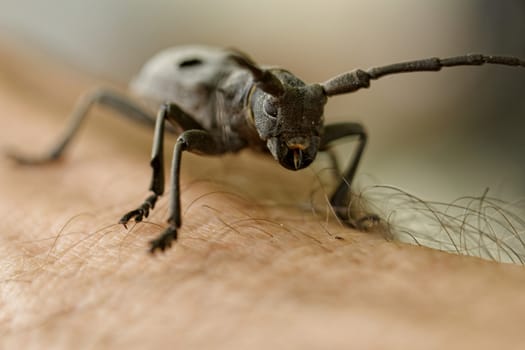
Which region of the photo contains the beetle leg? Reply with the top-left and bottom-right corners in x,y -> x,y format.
119,103 -> 205,230
324,148 -> 341,180
149,129 -> 223,254
6,88 -> 157,164
320,122 -> 378,227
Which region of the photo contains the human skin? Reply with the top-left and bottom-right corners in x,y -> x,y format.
2,43 -> 525,350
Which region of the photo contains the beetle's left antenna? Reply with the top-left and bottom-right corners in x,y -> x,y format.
322,54 -> 525,96
228,51 -> 284,97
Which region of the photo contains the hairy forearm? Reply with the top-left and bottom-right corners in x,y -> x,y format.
2,42 -> 525,350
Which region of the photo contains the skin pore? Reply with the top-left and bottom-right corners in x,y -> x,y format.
2,42 -> 525,350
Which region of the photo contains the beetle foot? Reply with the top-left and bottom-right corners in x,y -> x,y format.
354,214 -> 381,230
5,148 -> 60,165
149,226 -> 178,254
341,213 -> 381,230
332,205 -> 381,230
119,194 -> 158,228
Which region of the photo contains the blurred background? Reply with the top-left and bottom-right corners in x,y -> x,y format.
1,0 -> 524,202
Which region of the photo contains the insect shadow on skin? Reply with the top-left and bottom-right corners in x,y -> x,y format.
6,46 -> 525,254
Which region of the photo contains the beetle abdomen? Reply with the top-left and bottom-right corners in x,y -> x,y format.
130,45 -> 240,129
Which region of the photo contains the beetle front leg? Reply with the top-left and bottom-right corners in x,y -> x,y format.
320,122 -> 378,227
119,103 -> 204,229
149,129 -> 222,253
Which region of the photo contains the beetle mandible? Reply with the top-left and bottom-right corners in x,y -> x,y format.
8,45 -> 525,253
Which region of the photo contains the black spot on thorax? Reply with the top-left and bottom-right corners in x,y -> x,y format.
178,58 -> 203,68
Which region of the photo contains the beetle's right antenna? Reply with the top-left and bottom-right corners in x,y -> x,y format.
229,50 -> 284,96
322,54 -> 525,96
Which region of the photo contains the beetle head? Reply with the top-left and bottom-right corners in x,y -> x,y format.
232,52 -> 328,170
251,70 -> 327,171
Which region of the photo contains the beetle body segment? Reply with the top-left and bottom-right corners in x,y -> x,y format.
130,45 -> 328,167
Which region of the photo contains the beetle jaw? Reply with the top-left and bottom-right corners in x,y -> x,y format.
267,136 -> 320,171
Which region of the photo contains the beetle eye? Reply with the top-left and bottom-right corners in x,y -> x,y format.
263,99 -> 278,118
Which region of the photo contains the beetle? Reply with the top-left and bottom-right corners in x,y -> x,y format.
7,45 -> 525,253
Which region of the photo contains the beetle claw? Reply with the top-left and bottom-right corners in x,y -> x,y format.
119,194 -> 158,228
149,227 -> 178,254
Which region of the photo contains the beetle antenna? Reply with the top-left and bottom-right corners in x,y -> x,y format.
228,50 -> 284,96
322,54 -> 525,96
